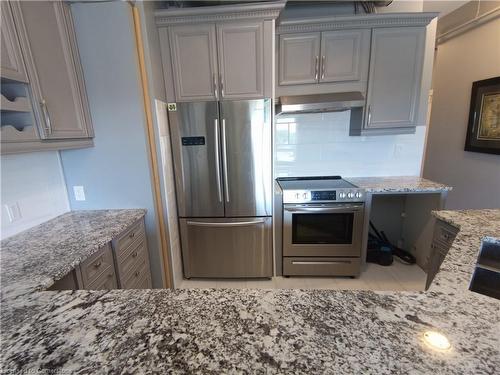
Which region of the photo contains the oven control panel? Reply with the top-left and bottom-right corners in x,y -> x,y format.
283,189 -> 364,203
311,191 -> 336,201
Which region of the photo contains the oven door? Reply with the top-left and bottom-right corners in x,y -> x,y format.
283,203 -> 364,257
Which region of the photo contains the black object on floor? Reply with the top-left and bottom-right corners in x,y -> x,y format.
367,221 -> 416,266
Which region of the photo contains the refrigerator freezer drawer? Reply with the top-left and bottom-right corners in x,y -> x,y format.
283,257 -> 361,276
180,217 -> 272,278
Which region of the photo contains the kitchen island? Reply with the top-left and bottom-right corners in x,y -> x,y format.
1,208 -> 499,374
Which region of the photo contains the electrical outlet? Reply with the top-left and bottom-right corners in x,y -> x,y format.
4,202 -> 22,223
73,186 -> 86,201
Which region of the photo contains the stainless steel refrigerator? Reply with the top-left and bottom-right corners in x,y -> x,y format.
168,99 -> 272,278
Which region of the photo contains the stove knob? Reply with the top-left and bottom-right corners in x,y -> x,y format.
347,192 -> 354,199
295,193 -> 300,200
302,192 -> 308,199
355,192 -> 362,198
339,192 -> 346,199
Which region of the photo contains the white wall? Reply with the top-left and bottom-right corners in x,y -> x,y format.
59,2 -> 164,287
275,111 -> 427,178
1,151 -> 69,239
422,17 -> 500,209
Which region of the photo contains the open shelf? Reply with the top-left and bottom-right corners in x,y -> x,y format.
1,94 -> 31,113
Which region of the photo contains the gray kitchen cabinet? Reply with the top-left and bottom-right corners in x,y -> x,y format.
168,21 -> 269,102
13,1 -> 93,140
217,21 -> 264,100
320,29 -> 370,83
156,2 -> 284,102
365,27 -> 425,130
425,219 -> 458,290
169,24 -> 219,101
48,219 -> 152,291
112,218 -> 152,289
0,2 -> 28,83
278,33 -> 320,85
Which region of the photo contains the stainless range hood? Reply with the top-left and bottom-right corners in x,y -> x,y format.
276,92 -> 365,115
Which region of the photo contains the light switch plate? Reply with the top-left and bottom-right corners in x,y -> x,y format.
73,186 -> 86,201
4,202 -> 22,223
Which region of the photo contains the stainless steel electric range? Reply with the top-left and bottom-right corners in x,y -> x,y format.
277,176 -> 365,277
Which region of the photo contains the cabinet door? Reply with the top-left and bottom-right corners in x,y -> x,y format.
169,24 -> 218,102
217,21 -> 264,100
13,1 -> 93,139
365,27 -> 425,129
279,33 -> 320,85
320,29 -> 370,83
0,2 -> 28,82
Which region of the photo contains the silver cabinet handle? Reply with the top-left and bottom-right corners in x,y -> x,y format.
321,56 -> 325,80
292,261 -> 351,265
40,99 -> 52,135
187,219 -> 265,227
367,105 -> 372,125
314,55 -> 319,80
221,119 -> 229,202
214,119 -> 222,202
219,74 -> 224,98
213,73 -> 218,100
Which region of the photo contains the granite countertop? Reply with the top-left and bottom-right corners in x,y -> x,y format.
346,176 -> 452,193
0,209 -> 146,300
1,209 -> 499,373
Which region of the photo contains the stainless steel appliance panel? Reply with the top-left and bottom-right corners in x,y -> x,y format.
169,102 -> 224,217
219,99 -> 272,217
180,217 -> 272,278
283,257 -> 361,276
283,203 -> 364,257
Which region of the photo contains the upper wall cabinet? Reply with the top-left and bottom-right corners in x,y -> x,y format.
279,33 -> 320,85
169,24 -> 219,101
279,29 -> 370,88
14,1 -> 93,140
1,1 -> 94,154
365,27 -> 425,130
217,21 -> 264,100
156,1 -> 284,102
0,2 -> 28,83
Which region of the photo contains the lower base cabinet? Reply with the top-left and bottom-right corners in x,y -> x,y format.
425,219 -> 459,290
48,218 -> 152,291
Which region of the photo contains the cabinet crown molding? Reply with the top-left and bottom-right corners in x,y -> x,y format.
155,0 -> 286,26
276,12 -> 438,33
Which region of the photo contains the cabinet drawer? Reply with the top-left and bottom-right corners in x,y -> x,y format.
433,220 -> 458,248
128,273 -> 152,290
115,219 -> 145,256
122,256 -> 150,289
86,266 -> 117,290
283,257 -> 360,276
80,243 -> 114,287
117,238 -> 148,279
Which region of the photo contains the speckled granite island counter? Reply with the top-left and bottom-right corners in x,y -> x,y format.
1,209 -> 499,374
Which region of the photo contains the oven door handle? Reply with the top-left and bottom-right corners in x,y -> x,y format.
285,205 -> 362,213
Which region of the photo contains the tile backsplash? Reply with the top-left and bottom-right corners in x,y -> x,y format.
274,111 -> 426,177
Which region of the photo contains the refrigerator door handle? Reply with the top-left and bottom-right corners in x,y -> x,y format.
214,119 -> 222,202
186,219 -> 265,227
221,118 -> 230,202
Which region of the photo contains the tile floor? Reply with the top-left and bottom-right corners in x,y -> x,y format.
178,260 -> 427,292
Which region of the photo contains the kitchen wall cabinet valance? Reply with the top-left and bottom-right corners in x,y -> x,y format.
1,1 -> 94,155
156,1 -> 284,102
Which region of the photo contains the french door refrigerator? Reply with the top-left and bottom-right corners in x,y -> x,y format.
168,99 -> 272,278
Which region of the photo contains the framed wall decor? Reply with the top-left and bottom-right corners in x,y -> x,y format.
464,76 -> 500,155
